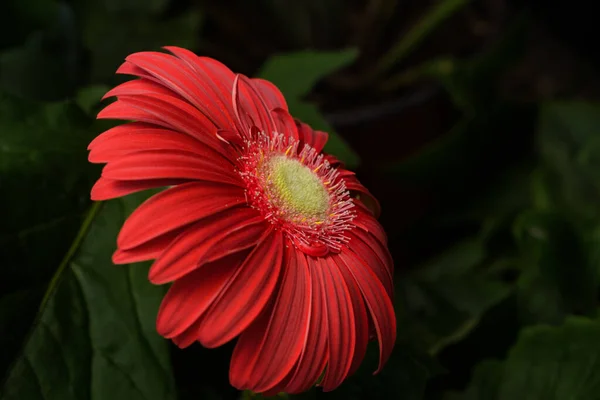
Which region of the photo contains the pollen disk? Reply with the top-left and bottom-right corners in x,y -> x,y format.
266,155 -> 330,221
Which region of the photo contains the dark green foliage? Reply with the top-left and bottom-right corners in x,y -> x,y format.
1,0 -> 599,399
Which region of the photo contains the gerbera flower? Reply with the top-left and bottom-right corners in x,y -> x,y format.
88,46 -> 396,394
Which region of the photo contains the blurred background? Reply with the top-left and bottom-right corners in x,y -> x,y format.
2,0 -> 600,399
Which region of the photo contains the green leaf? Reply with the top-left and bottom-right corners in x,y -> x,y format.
75,84 -> 110,116
0,92 -> 98,375
74,0 -> 202,83
399,239 -> 512,354
1,194 -> 176,400
309,343 -> 443,400
0,93 -> 97,285
537,102 -> 600,220
258,49 -> 357,99
513,211 -> 597,324
258,50 -> 360,167
287,100 -> 359,168
457,317 -> 600,400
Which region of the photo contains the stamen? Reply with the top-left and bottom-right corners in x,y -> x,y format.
238,132 -> 356,255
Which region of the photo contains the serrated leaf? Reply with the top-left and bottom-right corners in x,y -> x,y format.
1,194 -> 176,400
457,317 -> 600,400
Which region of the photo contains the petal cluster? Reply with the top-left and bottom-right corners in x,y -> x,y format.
88,46 -> 396,394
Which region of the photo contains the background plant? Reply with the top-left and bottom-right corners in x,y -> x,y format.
1,0 -> 600,399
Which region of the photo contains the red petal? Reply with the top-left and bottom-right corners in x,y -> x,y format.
116,61 -> 151,79
195,230 -> 284,348
279,257 -> 329,394
344,176 -> 381,217
347,232 -> 394,299
164,46 -> 237,128
296,120 -> 328,153
112,226 -> 187,264
338,250 -> 396,373
124,51 -> 237,132
230,247 -> 311,392
103,79 -> 178,100
331,254 -> 369,377
251,78 -> 288,110
156,252 -> 244,339
117,182 -> 245,250
325,154 -> 344,168
354,205 -> 388,245
149,207 -> 266,284
320,257 -> 356,391
90,177 -> 189,201
97,95 -> 226,157
271,108 -> 299,140
232,74 -> 277,138
89,123 -> 216,164
102,149 -> 242,187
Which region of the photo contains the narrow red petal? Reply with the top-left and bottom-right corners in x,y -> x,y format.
116,61 -> 151,79
89,123 -> 215,164
97,95 -> 226,157
195,230 -> 284,348
117,182 -> 245,250
156,252 -> 244,339
112,226 -> 187,264
271,108 -> 300,140
354,205 -> 388,245
296,120 -> 328,153
103,79 -> 178,100
345,177 -> 381,217
230,247 -> 311,392
331,254 -> 369,377
90,177 -> 188,201
148,207 -> 266,284
338,250 -> 396,373
347,232 -> 394,299
279,257 -> 329,394
102,149 -> 242,187
164,46 -> 237,129
125,51 -> 237,132
232,74 -> 277,138
251,78 -> 288,110
320,257 -> 356,391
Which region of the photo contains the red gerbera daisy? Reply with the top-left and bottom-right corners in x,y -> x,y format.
88,46 -> 396,394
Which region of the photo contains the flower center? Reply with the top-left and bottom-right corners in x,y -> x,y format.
238,132 -> 356,256
266,155 -> 330,222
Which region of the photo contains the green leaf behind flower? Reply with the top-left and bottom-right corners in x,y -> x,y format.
454,317 -> 600,400
398,239 -> 513,354
1,193 -> 175,400
72,0 -> 202,84
0,92 -> 98,375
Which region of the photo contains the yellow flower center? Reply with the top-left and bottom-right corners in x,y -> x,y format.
267,155 -> 330,221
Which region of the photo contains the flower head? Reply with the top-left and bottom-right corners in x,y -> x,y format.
88,46 -> 396,394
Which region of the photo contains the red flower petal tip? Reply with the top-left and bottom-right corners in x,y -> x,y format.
88,46 -> 396,394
